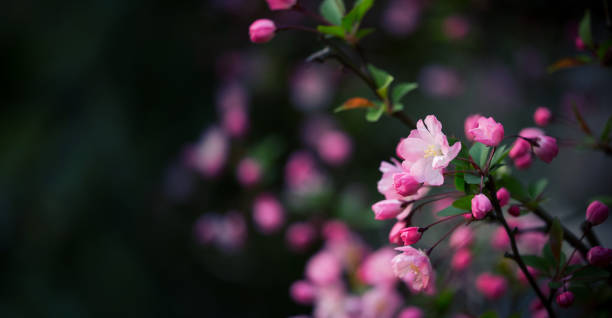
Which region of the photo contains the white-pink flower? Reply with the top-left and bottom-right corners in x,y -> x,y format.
377,158 -> 405,200
397,115 -> 461,186
391,246 -> 434,293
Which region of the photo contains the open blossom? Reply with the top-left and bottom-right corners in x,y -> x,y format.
396,115 -> 461,186
306,251 -> 342,286
476,273 -> 507,300
471,194 -> 492,219
533,136 -> 558,163
586,200 -> 609,225
265,0 -> 296,10
360,286 -> 402,318
358,248 -> 397,287
253,194 -> 285,234
469,116 -> 504,146
464,114 -> 482,141
249,19 -> 276,43
534,107 -> 552,126
377,158 -> 407,200
391,246 -> 434,293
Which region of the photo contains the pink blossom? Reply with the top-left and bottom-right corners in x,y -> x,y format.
469,116 -> 504,147
322,220 -> 351,243
313,284 -> 348,318
587,246 -> 612,267
451,248 -> 472,271
393,173 -> 421,196
586,200 -> 609,225
286,222 -> 316,252
431,197 -> 454,214
377,158 -> 406,200
395,187 -> 430,220
575,37 -> 586,50
534,107 -> 552,126
361,286 -> 402,318
253,194 -> 285,234
249,19 -> 276,43
188,127 -> 228,177
471,194 -> 493,220
420,65 -> 463,98
392,246 -> 434,293
285,151 -> 322,191
291,64 -> 334,110
306,251 -> 342,286
476,273 -> 507,300
382,0 -> 422,36
217,83 -> 249,137
216,211 -> 247,250
534,136 -> 558,163
517,232 -> 548,255
358,248 -> 397,287
236,157 -> 261,187
464,114 -> 482,141
389,221 -> 406,244
372,199 -> 404,220
491,226 -> 510,250
556,291 -> 574,308
400,227 -> 422,245
398,306 -> 424,318
396,115 -> 461,186
509,138 -> 531,160
520,127 -> 545,139
496,187 -> 510,207
514,152 -> 533,170
443,15 -> 470,40
317,130 -> 352,166
265,0 -> 296,10
508,205 -> 521,217
449,226 -> 474,249
290,280 -> 315,304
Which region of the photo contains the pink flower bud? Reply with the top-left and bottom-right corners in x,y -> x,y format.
587,246 -> 612,267
451,248 -> 472,271
398,306 -> 424,318
449,226 -> 474,249
509,138 -> 531,159
236,157 -> 261,187
469,116 -> 504,147
556,291 -> 574,308
253,194 -> 285,234
249,19 -> 276,43
513,152 -> 533,170
575,37 -> 586,50
306,251 -> 342,286
534,107 -> 552,126
534,136 -> 558,163
400,227 -> 422,245
476,273 -> 507,300
464,114 -> 482,141
389,221 -> 406,244
286,222 -> 316,252
317,130 -> 352,166
496,187 -> 510,207
290,280 -> 315,304
372,199 -> 404,220
266,0 -> 296,10
586,200 -> 609,225
508,204 -> 521,217
393,173 -> 421,197
471,194 -> 492,220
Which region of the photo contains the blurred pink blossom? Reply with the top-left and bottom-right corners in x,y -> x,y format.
360,286 -> 402,318
286,222 -> 316,252
449,226 -> 474,249
476,273 -> 507,300
290,280 -> 315,304
451,248 -> 472,271
253,194 -> 285,234
382,0 -> 422,36
306,251 -> 342,286
291,64 -> 334,111
236,157 -> 261,187
187,126 -> 229,178
358,248 -> 397,287
317,130 -> 352,166
420,65 -> 463,98
398,306 -> 424,318
217,83 -> 249,137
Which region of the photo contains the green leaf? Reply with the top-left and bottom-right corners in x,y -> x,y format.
454,173 -> 465,192
522,255 -> 551,273
341,0 -> 374,32
464,173 -> 482,185
317,25 -> 346,38
437,205 -> 469,217
469,143 -> 490,169
479,311 -> 499,318
600,115 -> 612,143
392,102 -> 404,112
542,243 -> 557,269
365,103 -> 384,122
549,217 -> 564,266
320,0 -> 346,25
528,178 -> 548,199
490,145 -> 509,167
355,27 -> 375,39
579,10 -> 592,47
452,195 -> 474,210
499,175 -> 529,202
367,64 -> 394,98
391,82 -> 418,103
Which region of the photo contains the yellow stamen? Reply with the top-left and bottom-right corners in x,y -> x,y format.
424,145 -> 441,158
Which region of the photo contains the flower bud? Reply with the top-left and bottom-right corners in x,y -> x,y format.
464,114 -> 482,141
534,136 -> 558,163
393,173 -> 421,196
449,226 -> 474,249
476,273 -> 507,300
400,227 -> 422,245
556,291 -> 574,308
508,204 -> 521,217
469,116 -> 504,147
236,157 -> 261,186
586,200 -> 609,225
534,107 -> 552,127
509,138 -> 531,159
249,19 -> 276,43
513,152 -> 533,170
266,0 -> 296,10
451,248 -> 472,271
471,194 -> 492,220
587,246 -> 612,267
398,306 -> 424,318
290,280 -> 315,304
372,199 -> 404,220
496,187 -> 510,207
389,221 -> 406,244
575,37 -> 586,50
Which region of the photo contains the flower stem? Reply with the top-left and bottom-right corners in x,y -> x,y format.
426,221 -> 465,255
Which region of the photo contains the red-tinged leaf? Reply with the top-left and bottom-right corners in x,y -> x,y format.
572,103 -> 593,136
334,97 -> 375,112
547,57 -> 588,73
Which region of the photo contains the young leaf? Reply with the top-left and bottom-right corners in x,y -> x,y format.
579,10 -> 592,47
437,205 -> 469,217
547,57 -> 590,73
367,64 -> 394,98
452,195 -> 475,210
498,175 -> 529,201
317,25 -> 346,38
522,255 -> 551,273
454,173 -> 465,192
392,82 -> 418,103
549,218 -> 564,267
392,102 -> 404,112
469,142 -> 490,168
490,145 -> 509,167
528,178 -> 548,199
320,0 -> 346,25
355,28 -> 375,39
600,115 -> 612,143
341,0 -> 374,32
365,103 -> 384,122
334,97 -> 375,112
